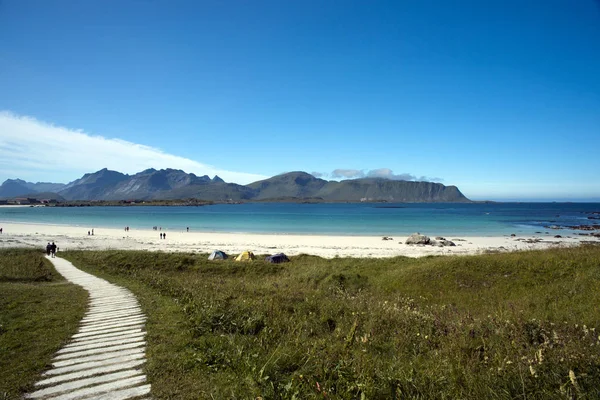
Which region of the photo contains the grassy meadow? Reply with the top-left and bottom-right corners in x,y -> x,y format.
0,249 -> 87,399
56,246 -> 600,399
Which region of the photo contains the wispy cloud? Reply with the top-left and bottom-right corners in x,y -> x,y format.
331,169 -> 365,179
329,168 -> 442,182
0,111 -> 268,184
366,168 -> 443,182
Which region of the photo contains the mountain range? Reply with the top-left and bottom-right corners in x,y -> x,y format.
0,169 -> 471,202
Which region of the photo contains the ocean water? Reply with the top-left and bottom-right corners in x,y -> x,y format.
1,203 -> 599,236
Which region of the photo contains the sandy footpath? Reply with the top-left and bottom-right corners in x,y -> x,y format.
1,221 -> 596,258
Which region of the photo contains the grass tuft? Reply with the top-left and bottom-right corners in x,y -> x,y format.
0,249 -> 87,399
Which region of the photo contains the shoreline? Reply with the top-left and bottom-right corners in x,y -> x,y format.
0,219 -> 568,238
1,222 -> 597,258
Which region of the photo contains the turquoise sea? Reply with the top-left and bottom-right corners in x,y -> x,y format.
1,203 -> 599,236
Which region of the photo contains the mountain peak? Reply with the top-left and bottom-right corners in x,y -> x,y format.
275,171 -> 316,178
2,178 -> 27,185
246,171 -> 328,199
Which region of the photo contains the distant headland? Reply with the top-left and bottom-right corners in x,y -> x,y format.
0,169 -> 470,204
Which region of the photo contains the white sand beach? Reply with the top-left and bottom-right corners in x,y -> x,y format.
0,221 -> 596,258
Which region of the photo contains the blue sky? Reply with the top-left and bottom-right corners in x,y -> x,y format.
0,0 -> 599,201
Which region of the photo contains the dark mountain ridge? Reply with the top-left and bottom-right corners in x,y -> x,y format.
247,171 -> 329,200
317,177 -> 466,202
0,169 -> 471,202
0,179 -> 66,198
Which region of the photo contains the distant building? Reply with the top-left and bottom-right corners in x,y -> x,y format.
13,198 -> 30,205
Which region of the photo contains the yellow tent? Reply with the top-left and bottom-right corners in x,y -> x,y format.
235,250 -> 256,262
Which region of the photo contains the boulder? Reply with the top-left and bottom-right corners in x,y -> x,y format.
431,239 -> 455,247
405,233 -> 430,245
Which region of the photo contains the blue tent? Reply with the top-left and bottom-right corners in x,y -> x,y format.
208,250 -> 228,260
265,253 -> 290,263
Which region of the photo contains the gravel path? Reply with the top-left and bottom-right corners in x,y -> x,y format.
26,256 -> 151,400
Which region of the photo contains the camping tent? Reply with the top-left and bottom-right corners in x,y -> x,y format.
265,253 -> 290,263
235,250 -> 256,262
208,250 -> 228,260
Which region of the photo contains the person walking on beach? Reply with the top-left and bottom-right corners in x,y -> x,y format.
46,242 -> 51,256
163,232 -> 166,239
50,242 -> 57,258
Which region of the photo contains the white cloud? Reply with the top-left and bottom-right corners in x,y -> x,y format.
329,167 -> 442,182
0,111 -> 268,184
331,169 -> 365,179
366,169 -> 443,182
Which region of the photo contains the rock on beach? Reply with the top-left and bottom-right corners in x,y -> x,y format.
405,233 -> 430,245
406,233 -> 455,247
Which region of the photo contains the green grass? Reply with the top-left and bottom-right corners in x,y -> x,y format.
0,249 -> 88,400
60,246 -> 600,399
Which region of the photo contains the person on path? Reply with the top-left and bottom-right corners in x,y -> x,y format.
163,232 -> 166,239
46,242 -> 51,256
50,242 -> 57,258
